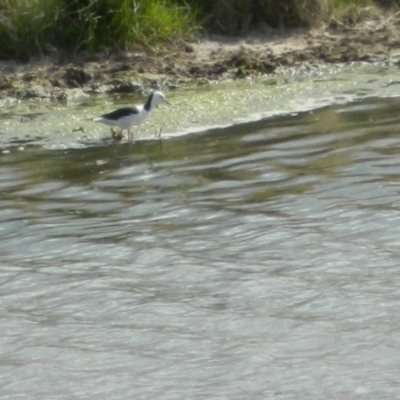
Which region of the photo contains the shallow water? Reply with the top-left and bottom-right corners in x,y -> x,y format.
2,62 -> 400,149
2,67 -> 400,399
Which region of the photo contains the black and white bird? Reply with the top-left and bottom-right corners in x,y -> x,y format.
93,91 -> 168,141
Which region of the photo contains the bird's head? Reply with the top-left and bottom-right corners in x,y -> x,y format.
151,91 -> 170,108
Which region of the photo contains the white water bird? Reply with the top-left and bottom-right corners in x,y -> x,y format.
93,91 -> 168,141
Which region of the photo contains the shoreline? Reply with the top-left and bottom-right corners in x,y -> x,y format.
0,17 -> 398,105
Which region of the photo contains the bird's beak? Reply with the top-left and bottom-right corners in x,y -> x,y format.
164,100 -> 171,107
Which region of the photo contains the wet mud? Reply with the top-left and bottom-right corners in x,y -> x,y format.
0,15 -> 398,105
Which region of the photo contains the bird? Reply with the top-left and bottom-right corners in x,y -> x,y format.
93,91 -> 168,141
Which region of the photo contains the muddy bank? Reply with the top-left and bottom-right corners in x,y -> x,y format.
0,15 -> 398,105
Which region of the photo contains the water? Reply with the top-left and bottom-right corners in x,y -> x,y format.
2,63 -> 400,149
2,68 -> 400,399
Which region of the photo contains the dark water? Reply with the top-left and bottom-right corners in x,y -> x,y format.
1,96 -> 400,399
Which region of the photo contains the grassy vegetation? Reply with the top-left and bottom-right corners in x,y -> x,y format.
189,0 -> 333,33
192,0 -> 399,33
0,0 -> 398,60
0,0 -> 195,60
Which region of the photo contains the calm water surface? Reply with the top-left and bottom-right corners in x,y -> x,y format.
2,94 -> 400,399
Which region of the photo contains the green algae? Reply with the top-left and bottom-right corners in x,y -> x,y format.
1,63 -> 400,150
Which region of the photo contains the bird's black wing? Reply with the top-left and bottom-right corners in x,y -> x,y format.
101,107 -> 139,120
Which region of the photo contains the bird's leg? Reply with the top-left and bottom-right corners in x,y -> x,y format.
111,128 -> 123,142
128,129 -> 133,142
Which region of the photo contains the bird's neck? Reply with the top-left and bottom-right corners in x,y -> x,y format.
144,93 -> 154,112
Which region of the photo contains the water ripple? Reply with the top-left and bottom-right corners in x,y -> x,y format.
1,96 -> 400,398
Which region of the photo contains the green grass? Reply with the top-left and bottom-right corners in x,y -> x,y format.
109,0 -> 194,46
0,0 -> 60,59
0,0 -> 397,60
0,0 -> 196,59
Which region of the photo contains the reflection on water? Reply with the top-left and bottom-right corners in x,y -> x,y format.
2,96 -> 400,399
